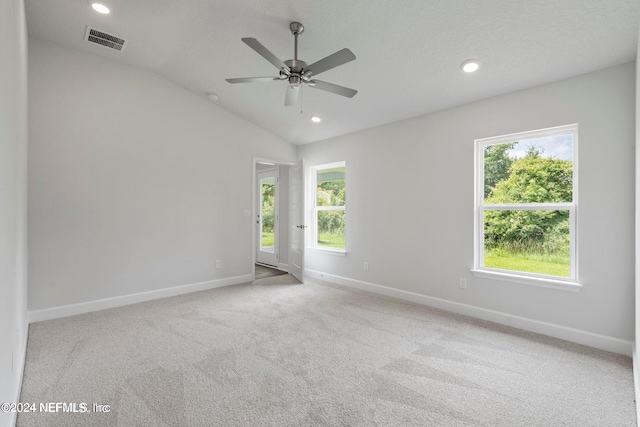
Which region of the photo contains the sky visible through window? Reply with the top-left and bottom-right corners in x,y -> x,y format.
508,134 -> 573,161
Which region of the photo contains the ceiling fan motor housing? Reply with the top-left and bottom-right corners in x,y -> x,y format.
283,59 -> 307,86
284,59 -> 307,73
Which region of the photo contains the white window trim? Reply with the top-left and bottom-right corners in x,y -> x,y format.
473,124 -> 580,291
309,161 -> 347,254
470,268 -> 582,292
307,247 -> 347,256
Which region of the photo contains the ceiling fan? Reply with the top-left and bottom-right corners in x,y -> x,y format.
226,22 -> 357,106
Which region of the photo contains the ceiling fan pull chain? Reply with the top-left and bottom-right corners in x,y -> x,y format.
300,87 -> 303,114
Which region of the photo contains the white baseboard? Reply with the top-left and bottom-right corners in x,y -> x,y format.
28,274 -> 253,323
305,269 -> 633,356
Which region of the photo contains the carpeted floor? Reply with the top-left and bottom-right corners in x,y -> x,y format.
18,276 -> 636,426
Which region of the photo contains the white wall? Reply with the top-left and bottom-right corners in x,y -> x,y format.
0,0 -> 28,426
299,63 -> 635,344
28,38 -> 296,312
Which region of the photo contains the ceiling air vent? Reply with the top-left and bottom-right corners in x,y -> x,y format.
84,26 -> 127,52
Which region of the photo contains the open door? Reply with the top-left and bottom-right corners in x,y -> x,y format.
289,159 -> 304,282
256,169 -> 279,267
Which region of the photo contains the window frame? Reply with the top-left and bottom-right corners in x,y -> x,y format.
472,124 -> 581,291
309,161 -> 346,254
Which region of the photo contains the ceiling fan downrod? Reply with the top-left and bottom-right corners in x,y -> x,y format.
290,22 -> 304,61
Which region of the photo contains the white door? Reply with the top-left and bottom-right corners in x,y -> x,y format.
257,169 -> 279,266
289,159 -> 304,282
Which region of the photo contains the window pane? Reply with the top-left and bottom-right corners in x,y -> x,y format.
484,134 -> 573,203
317,167 -> 345,207
317,210 -> 345,249
260,177 -> 275,252
484,209 -> 570,277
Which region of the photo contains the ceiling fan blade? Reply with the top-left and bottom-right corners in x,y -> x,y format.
242,38 -> 290,72
306,48 -> 356,76
307,80 -> 357,98
285,85 -> 300,106
226,77 -> 280,83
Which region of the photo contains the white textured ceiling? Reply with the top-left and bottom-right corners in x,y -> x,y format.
25,0 -> 639,145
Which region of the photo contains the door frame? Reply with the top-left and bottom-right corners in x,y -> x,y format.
252,157 -> 294,280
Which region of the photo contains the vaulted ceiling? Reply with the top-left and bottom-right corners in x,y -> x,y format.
25,0 -> 639,144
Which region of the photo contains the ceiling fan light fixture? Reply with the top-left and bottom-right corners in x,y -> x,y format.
90,1 -> 111,14
461,59 -> 480,73
310,115 -> 322,123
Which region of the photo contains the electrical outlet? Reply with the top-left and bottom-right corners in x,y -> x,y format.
215,260 -> 221,269
459,278 -> 467,289
364,262 -> 369,271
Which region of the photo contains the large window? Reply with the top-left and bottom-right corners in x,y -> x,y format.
312,162 -> 346,251
474,124 -> 578,286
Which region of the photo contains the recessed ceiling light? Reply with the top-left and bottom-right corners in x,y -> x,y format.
207,93 -> 219,102
310,115 -> 321,123
90,2 -> 110,14
461,59 -> 480,73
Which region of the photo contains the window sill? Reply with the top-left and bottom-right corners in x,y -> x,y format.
470,269 -> 582,292
307,247 -> 347,257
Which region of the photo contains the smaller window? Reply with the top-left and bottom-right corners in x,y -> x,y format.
311,162 -> 346,251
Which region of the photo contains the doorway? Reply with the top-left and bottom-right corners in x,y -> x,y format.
256,168 -> 279,267
252,157 -> 302,283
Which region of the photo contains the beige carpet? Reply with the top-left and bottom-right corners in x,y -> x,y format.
18,276 -> 636,426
